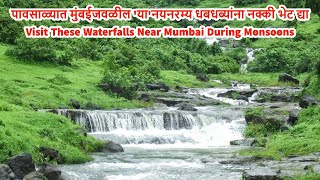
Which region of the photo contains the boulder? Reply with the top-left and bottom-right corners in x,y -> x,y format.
138,93 -> 151,102
39,147 -> 63,164
24,171 -> 46,180
299,96 -> 318,108
287,109 -> 300,125
176,103 -> 197,111
242,167 -> 281,180
70,99 -> 80,109
105,141 -> 124,153
38,163 -> 64,180
146,83 -> 169,92
0,164 -> 15,180
196,74 -> 209,82
7,153 -> 35,179
278,74 -> 299,85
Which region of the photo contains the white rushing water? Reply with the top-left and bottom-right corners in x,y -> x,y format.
58,86 -> 254,180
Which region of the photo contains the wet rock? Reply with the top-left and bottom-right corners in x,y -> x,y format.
24,171 -> 46,180
287,109 -> 300,125
288,154 -> 319,162
278,73 -> 299,85
242,167 -> 281,180
98,83 -> 111,91
38,163 -> 64,180
176,103 -> 197,111
70,99 -> 81,109
220,156 -> 272,165
299,96 -> 318,108
146,83 -> 169,92
311,164 -> 320,173
196,74 -> 209,82
270,94 -> 294,102
217,89 -> 257,101
7,153 -> 35,179
39,147 -> 63,164
230,138 -> 257,146
138,93 -> 151,102
175,86 -> 189,93
154,103 -> 168,108
0,164 -> 15,180
105,141 -> 124,153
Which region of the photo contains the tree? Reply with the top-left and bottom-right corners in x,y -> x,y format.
306,0 -> 320,17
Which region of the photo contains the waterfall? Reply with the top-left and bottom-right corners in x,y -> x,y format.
54,107 -> 246,146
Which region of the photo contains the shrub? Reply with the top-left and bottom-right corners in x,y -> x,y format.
0,7 -> 23,44
233,0 -> 263,6
5,37 -> 72,65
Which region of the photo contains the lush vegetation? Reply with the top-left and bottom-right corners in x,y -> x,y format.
0,0 -> 320,176
0,110 -> 105,164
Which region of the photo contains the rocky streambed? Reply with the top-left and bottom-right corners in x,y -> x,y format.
38,78 -> 320,180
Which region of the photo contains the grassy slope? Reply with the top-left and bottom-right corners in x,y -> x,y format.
0,111 -> 104,164
0,45 -> 150,110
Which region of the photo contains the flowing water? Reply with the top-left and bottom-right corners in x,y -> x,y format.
57,87 -> 257,180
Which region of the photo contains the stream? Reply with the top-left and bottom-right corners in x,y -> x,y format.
55,84 -> 264,180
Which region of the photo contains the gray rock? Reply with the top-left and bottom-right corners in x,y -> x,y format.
38,163 -> 64,180
278,74 -> 299,85
146,83 -> 169,92
24,171 -> 46,180
299,96 -> 318,108
243,167 -> 281,180
7,153 -> 35,179
176,103 -> 197,111
287,109 -> 300,125
39,147 -> 63,164
0,164 -> 15,180
70,99 -> 81,109
105,141 -> 124,153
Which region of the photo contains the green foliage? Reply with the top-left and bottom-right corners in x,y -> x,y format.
6,37 -> 72,65
0,7 -> 23,44
225,48 -> 247,64
277,0 -> 305,8
233,0 -> 263,6
0,111 -> 105,164
48,74 -> 72,85
305,0 -> 320,17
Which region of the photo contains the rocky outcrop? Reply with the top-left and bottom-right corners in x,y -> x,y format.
196,74 -> 209,82
242,167 -> 281,180
7,153 -> 36,179
0,164 -> 15,180
217,89 -> 257,101
146,83 -> 169,92
299,96 -> 318,108
138,91 -> 225,107
278,74 -> 299,85
39,147 -> 63,164
176,103 -> 197,111
287,109 -> 300,125
38,163 -> 64,180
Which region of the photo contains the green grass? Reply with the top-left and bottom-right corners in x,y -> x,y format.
0,110 -> 104,164
160,70 -> 221,88
0,44 -> 150,110
241,106 -> 320,160
208,73 -> 308,87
